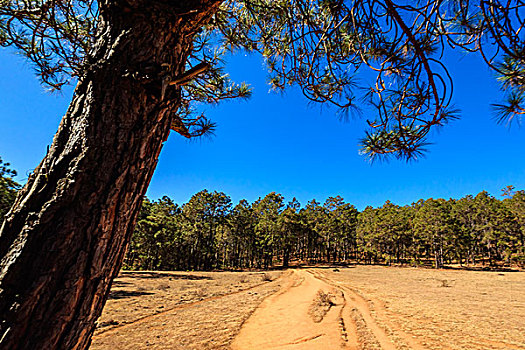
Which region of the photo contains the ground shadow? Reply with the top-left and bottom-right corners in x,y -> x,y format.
120,271 -> 213,280
109,290 -> 155,300
442,265 -> 521,273
287,261 -> 357,270
112,280 -> 132,287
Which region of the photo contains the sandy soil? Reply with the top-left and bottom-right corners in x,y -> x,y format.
90,266 -> 525,350
90,270 -> 283,349
231,269 -> 349,349
317,266 -> 525,350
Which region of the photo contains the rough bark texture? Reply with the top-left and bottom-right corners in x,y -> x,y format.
0,1 -> 219,349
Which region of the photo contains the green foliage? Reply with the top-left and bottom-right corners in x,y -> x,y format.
0,157 -> 20,221
124,186 -> 525,271
252,192 -> 284,268
504,191 -> 525,264
413,199 -> 454,268
124,197 -> 184,270
2,0 -> 524,158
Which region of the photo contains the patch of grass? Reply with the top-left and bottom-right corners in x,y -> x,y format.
261,273 -> 273,282
158,283 -> 170,290
438,279 -> 454,288
309,290 -> 336,323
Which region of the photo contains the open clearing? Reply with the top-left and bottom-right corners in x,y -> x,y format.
91,266 -> 525,349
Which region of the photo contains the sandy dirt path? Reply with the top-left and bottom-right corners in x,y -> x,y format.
231,269 -> 358,350
231,268 -> 431,350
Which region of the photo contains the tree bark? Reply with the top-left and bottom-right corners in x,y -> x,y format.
0,1 -> 219,349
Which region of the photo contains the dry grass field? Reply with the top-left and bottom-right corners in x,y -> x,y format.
90,266 -> 525,350
91,270 -> 284,349
314,266 -> 525,350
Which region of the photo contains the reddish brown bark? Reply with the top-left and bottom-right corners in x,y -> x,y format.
0,1 -> 219,349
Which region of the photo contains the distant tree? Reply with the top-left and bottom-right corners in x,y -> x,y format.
502,185 -> 516,198
413,198 -> 454,268
126,197 -> 183,270
322,196 -> 358,262
473,191 -> 508,266
0,157 -> 20,220
182,190 -> 231,270
377,201 -> 412,264
123,198 -> 155,270
252,192 -> 284,268
356,206 -> 380,264
223,199 -> 256,268
302,199 -> 328,263
278,197 -> 302,267
321,196 -> 344,262
356,201 -> 412,265
123,186 -> 523,272
503,191 -> 525,266
452,195 -> 480,265
334,200 -> 359,261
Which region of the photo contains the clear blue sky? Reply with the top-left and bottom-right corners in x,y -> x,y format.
1,48 -> 524,210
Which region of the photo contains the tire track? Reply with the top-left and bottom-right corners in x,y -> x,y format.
338,290 -> 360,350
473,338 -> 525,350
307,269 -> 398,350
369,297 -> 428,350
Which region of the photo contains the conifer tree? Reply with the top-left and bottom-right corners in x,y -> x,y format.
0,157 -> 20,220
1,1 -> 524,348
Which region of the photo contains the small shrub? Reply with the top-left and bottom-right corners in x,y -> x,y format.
195,288 -> 206,299
438,279 -> 453,288
261,273 -> 273,282
158,284 -> 170,290
309,290 -> 336,323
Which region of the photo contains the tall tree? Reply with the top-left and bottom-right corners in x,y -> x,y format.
322,196 -> 358,262
252,192 -> 284,268
356,206 -> 380,264
413,198 -> 454,268
503,190 -> 525,266
453,195 -> 480,265
302,199 -> 328,262
472,191 -> 517,266
182,190 -> 231,270
278,197 -> 302,267
124,197 -> 183,270
1,0 -> 524,348
0,157 -> 20,220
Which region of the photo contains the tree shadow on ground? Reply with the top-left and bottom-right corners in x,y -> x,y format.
120,271 -> 213,280
285,261 -> 357,270
108,290 -> 155,300
112,280 -> 132,287
442,265 -> 521,273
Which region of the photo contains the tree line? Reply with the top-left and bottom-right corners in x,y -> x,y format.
1,164 -> 523,271
123,187 -> 525,271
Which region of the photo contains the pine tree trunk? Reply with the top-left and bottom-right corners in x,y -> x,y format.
283,247 -> 289,267
0,1 -> 218,349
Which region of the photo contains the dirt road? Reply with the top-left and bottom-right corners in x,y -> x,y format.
232,267 -> 525,350
231,269 -> 350,349
231,269 -> 402,350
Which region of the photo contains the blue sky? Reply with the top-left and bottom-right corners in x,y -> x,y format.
1,49 -> 524,210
